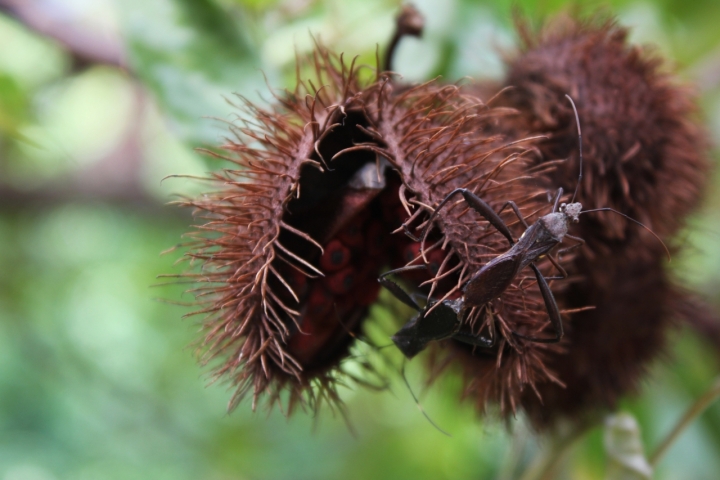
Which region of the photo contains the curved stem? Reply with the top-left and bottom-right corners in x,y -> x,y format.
649,376 -> 720,466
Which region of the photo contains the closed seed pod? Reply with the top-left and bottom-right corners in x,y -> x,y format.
506,15 -> 709,246
499,16 -> 711,428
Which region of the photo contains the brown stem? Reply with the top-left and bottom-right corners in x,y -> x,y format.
384,4 -> 424,72
649,376 -> 720,467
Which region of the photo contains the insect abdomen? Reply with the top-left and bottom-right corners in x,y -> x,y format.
462,255 -> 520,307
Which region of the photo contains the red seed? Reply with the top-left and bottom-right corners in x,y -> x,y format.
357,279 -> 381,306
333,293 -> 356,318
427,248 -> 447,275
324,265 -> 357,295
305,284 -> 333,319
398,242 -> 432,283
320,239 -> 352,272
287,315 -> 336,361
402,242 -> 422,264
382,204 -> 409,228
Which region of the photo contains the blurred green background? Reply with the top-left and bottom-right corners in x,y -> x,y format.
1,0 -> 720,479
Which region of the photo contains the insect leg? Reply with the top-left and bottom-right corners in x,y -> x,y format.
561,234 -> 586,253
557,242 -> 584,259
452,331 -> 495,349
421,188 -> 515,258
402,223 -> 421,242
497,200 -> 529,229
544,254 -> 568,280
553,235 -> 586,267
545,235 -> 585,279
451,308 -> 496,349
397,206 -> 425,242
513,263 -> 563,343
378,265 -> 427,310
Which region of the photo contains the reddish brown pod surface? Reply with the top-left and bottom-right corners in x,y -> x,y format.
498,16 -> 711,428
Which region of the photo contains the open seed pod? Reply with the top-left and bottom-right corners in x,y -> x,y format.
498,16 -> 711,428
176,48 -> 407,414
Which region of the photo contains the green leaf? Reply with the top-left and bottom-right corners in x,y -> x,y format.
118,0 -> 273,146
0,74 -> 43,148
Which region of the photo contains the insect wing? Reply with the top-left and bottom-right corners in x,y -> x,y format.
462,254 -> 520,307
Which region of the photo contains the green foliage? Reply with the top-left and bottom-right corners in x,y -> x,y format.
119,0 -> 268,146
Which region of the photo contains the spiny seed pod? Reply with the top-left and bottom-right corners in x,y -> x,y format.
506,15 -> 708,246
497,16 -> 711,428
356,77 -> 567,414
176,48 -> 404,413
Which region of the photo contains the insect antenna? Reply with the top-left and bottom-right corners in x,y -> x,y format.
565,93 -> 670,261
565,94 -> 583,204
579,207 -> 671,261
333,303 -> 451,435
400,361 -> 451,437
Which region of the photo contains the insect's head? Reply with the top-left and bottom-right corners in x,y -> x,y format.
560,202 -> 582,223
391,299 -> 463,359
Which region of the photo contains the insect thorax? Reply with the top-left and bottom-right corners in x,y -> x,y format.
539,212 -> 569,241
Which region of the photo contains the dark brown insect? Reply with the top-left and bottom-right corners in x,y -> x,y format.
379,186 -> 579,360
379,266 -> 473,359
347,76 -> 568,411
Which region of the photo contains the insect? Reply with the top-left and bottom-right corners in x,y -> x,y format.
381,95 -> 670,359
379,265 -> 494,359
